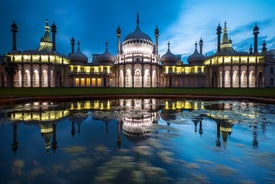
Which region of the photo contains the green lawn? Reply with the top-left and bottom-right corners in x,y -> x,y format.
0,87 -> 274,98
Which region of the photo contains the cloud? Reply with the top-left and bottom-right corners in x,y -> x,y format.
160,0 -> 275,62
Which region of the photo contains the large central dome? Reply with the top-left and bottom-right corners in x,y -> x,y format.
122,14 -> 154,55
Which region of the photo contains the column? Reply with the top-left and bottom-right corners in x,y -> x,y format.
247,57 -> 249,88
255,56 -> 258,87
230,57 -> 233,87
238,56 -> 241,87
222,56 -> 225,88
150,64 -> 153,87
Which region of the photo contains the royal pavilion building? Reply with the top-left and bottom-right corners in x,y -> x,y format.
1,15 -> 275,88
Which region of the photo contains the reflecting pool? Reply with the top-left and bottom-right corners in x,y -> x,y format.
0,98 -> 274,184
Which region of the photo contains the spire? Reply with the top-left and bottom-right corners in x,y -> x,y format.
105,41 -> 109,52
77,41 -> 80,51
136,13 -> 140,27
195,41 -> 198,50
222,21 -> 230,44
42,19 -> 51,42
168,41 -> 171,51
38,19 -> 53,51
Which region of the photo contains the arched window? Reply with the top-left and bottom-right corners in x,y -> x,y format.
119,70 -> 124,87
232,71 -> 239,88
14,70 -> 22,87
144,69 -> 150,87
224,71 -> 230,88
126,69 -> 132,87
241,71 -> 247,88
24,70 -> 30,87
134,69 -> 141,87
249,71 -> 255,88
41,70 -> 48,87
32,70 -> 39,87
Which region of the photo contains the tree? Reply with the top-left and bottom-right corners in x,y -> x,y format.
4,62 -> 18,87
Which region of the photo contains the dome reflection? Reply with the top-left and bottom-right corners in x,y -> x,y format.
117,99 -> 158,139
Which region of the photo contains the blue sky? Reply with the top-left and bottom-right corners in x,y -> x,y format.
0,0 -> 274,62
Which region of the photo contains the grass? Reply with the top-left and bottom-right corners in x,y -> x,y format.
0,87 -> 274,98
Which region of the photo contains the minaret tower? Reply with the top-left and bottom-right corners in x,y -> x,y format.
155,26 -> 159,56
11,21 -> 18,51
71,37 -> 75,54
51,22 -> 57,51
116,26 -> 121,54
199,38 -> 203,55
253,24 -> 259,54
216,23 -> 222,53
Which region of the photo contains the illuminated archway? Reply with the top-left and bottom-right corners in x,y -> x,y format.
50,70 -> 54,87
32,70 -> 39,87
42,69 -> 48,87
126,69 -> 132,87
24,70 -> 30,87
224,71 -> 230,88
134,69 -> 141,87
152,69 -> 156,87
241,71 -> 247,88
249,71 -> 255,88
144,69 -> 150,87
119,69 -> 124,87
232,71 -> 239,88
14,70 -> 22,87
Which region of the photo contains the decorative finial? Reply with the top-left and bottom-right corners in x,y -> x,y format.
105,41 -> 109,51
199,37 -> 203,44
136,13 -> 139,26
71,37 -> 75,44
45,19 -> 49,26
168,41 -> 170,50
224,21 -> 227,28
155,26 -> 159,35
195,41 -> 198,49
77,41 -> 80,50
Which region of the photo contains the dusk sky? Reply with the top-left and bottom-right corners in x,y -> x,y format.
0,0 -> 274,62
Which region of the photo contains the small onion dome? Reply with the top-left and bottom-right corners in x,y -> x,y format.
188,42 -> 205,65
98,42 -> 115,65
69,41 -> 88,64
161,42 -> 179,66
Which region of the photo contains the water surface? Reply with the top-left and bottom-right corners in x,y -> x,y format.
0,98 -> 274,184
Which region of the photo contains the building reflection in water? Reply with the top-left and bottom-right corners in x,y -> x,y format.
5,99 -> 264,154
